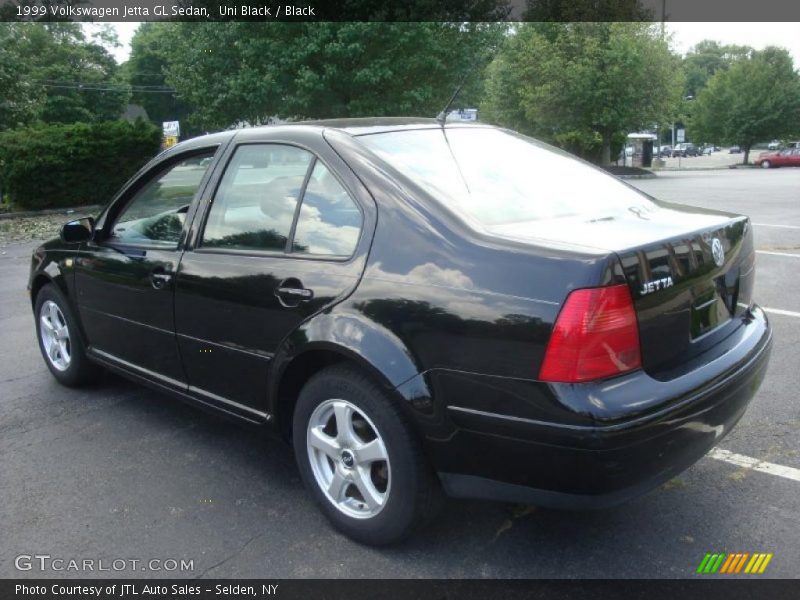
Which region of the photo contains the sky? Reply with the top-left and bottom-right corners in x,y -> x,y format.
89,22 -> 800,66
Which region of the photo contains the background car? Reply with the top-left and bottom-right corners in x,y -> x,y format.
671,143 -> 699,157
729,145 -> 742,153
754,148 -> 800,168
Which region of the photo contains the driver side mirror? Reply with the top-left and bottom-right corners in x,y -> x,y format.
60,217 -> 95,243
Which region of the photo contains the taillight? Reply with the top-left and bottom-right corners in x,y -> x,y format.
539,284 -> 641,383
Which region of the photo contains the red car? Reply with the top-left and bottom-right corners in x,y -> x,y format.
754,148 -> 800,168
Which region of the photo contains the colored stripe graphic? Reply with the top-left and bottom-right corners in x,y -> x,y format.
720,554 -> 736,574
758,554 -> 773,573
697,553 -> 772,574
712,554 -> 726,573
734,553 -> 749,573
697,554 -> 712,574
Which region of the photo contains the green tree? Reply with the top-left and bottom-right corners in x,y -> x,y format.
0,25 -> 42,129
0,23 -> 129,127
690,47 -> 800,164
482,23 -> 684,164
683,40 -> 752,98
121,23 -> 191,130
159,22 -> 506,130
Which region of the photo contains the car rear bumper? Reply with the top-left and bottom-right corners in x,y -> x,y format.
430,305 -> 772,508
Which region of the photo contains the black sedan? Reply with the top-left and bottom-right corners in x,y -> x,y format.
29,119 -> 772,545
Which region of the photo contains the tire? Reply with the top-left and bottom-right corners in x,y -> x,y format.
292,365 -> 442,545
34,283 -> 99,387
761,160 -> 771,169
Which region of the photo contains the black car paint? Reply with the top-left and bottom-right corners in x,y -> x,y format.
29,119 -> 772,508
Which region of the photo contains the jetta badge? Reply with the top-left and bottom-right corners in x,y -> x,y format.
711,238 -> 725,267
639,276 -> 674,296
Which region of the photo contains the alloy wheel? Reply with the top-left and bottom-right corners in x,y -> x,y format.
40,300 -> 71,371
306,398 -> 391,519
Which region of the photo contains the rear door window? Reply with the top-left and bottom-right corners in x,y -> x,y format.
291,161 -> 362,257
201,145 -> 313,252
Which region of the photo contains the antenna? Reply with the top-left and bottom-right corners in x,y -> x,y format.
436,74 -> 469,125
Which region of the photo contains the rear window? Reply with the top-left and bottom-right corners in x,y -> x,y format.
358,128 -> 653,226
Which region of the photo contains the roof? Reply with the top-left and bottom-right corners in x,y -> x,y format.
300,117 -> 452,136
167,117 -> 489,156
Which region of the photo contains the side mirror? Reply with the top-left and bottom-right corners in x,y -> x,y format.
60,217 -> 95,244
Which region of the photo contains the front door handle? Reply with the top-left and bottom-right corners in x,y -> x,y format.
275,278 -> 314,306
150,267 -> 173,290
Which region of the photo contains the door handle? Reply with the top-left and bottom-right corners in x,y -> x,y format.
150,267 -> 173,290
277,287 -> 313,299
275,278 -> 314,306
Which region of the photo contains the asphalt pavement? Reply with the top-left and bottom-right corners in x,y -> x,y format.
1,168 -> 798,579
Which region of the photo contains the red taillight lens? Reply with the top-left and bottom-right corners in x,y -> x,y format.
539,284 -> 641,383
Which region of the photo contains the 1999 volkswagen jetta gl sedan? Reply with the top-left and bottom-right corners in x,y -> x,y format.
29,119 -> 772,545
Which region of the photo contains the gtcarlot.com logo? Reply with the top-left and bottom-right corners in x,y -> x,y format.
15,554 -> 194,573
696,552 -> 773,574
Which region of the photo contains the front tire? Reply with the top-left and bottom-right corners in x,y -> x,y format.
292,365 -> 441,545
35,284 -> 99,387
761,160 -> 771,169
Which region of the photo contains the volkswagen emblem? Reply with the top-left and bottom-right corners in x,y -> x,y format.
711,238 -> 725,267
340,450 -> 355,469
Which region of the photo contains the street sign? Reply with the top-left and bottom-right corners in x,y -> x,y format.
677,128 -> 685,143
162,121 -> 180,138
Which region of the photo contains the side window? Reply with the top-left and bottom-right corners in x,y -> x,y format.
202,145 -> 312,251
111,153 -> 214,247
292,162 -> 362,257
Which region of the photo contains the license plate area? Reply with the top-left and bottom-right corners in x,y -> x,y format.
691,289 -> 731,339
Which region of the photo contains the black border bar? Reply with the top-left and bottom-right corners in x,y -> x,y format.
2,0 -> 800,22
3,579 -> 800,600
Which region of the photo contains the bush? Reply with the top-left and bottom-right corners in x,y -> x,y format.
0,120 -> 162,210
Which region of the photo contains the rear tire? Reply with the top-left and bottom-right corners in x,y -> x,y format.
34,284 -> 99,387
761,160 -> 771,169
292,365 -> 442,545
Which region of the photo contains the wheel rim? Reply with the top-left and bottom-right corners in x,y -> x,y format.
39,300 -> 71,371
306,399 -> 391,519
762,161 -> 770,168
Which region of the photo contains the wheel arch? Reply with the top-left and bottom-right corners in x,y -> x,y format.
268,313 -> 433,442
30,264 -> 90,349
30,272 -> 57,306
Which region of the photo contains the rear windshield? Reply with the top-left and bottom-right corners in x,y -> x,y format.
358,127 -> 653,226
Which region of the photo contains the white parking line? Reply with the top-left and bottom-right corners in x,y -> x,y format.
708,448 -> 800,483
763,307 -> 800,319
753,223 -> 800,230
756,251 -> 800,258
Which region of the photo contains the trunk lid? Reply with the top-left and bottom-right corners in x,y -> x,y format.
488,203 -> 755,378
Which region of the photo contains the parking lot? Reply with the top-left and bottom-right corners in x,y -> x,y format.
654,149 -> 746,170
1,168 -> 798,579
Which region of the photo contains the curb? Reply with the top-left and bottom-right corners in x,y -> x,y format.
0,205 -> 101,220
618,174 -> 658,180
652,165 -> 750,172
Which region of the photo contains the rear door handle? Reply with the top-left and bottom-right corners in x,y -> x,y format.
277,287 -> 313,299
275,278 -> 314,306
150,267 -> 173,290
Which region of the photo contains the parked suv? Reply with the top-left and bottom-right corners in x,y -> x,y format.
29,119 -> 772,544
